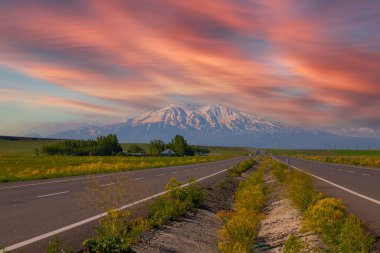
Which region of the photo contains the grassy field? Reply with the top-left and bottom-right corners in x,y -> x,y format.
0,139 -> 61,155
266,149 -> 380,168
0,154 -> 235,182
0,139 -> 250,182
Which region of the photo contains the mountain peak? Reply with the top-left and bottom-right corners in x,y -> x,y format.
49,103 -> 380,148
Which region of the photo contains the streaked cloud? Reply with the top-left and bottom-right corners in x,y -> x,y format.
0,0 -> 379,135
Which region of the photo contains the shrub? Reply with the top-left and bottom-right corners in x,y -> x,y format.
286,171 -> 321,213
83,209 -> 149,253
283,234 -> 304,253
228,159 -> 257,177
337,214 -> 375,253
218,209 -> 260,253
270,161 -> 288,183
148,178 -> 205,227
303,198 -> 346,247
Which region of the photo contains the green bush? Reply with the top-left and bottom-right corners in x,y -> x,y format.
337,214 -> 375,253
83,210 -> 149,253
228,159 -> 257,177
283,234 -> 304,253
218,209 -> 260,253
270,161 -> 288,183
286,171 -> 321,213
148,178 -> 205,227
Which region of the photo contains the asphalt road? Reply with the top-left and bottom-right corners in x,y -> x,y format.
275,156 -> 380,239
0,156 -> 246,252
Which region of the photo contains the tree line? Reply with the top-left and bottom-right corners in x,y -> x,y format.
41,134 -> 210,157
41,134 -> 123,156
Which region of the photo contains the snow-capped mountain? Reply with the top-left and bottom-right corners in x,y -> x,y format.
49,104 -> 380,148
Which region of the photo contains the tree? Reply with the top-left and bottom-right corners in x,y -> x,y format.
168,135 -> 193,156
149,139 -> 166,156
127,144 -> 146,154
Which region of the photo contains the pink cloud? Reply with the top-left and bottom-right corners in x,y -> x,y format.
0,1 -> 379,130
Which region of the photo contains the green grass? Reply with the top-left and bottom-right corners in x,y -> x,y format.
0,139 -> 248,182
0,154 -> 234,182
0,139 -> 60,154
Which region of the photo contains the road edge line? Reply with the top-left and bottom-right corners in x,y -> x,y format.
1,167 -> 231,252
272,157 -> 380,205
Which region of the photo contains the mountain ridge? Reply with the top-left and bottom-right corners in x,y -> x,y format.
49,104 -> 380,148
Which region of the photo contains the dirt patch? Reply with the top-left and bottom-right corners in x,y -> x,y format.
255,174 -> 322,252
133,176 -> 241,253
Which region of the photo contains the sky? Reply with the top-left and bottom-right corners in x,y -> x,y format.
0,0 -> 379,137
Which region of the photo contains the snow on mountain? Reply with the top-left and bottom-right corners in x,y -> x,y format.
49,104 -> 380,148
129,104 -> 286,133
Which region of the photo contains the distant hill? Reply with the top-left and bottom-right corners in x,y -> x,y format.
49,104 -> 380,149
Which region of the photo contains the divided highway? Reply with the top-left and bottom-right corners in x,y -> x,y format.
0,157 -> 246,252
275,156 -> 380,240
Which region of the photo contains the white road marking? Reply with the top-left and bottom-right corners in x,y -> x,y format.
1,167 -> 231,252
273,157 -> 380,206
37,191 -> 69,198
99,183 -> 115,187
348,171 -> 354,174
193,168 -> 198,170
362,173 -> 370,176
171,171 -> 177,174
156,174 -> 165,177
134,177 -> 145,181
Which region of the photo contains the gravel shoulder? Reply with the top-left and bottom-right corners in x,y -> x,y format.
133,175 -> 241,253
255,173 -> 322,252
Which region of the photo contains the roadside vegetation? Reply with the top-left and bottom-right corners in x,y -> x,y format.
267,148 -> 380,168
270,160 -> 375,252
0,155 -> 231,182
82,178 -> 205,253
218,160 -> 267,253
80,158 -> 258,253
0,135 -> 249,182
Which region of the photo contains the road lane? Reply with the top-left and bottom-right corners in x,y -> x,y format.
275,156 -> 380,238
0,156 -> 245,252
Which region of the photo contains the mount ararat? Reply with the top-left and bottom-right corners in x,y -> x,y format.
49,104 -> 379,148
